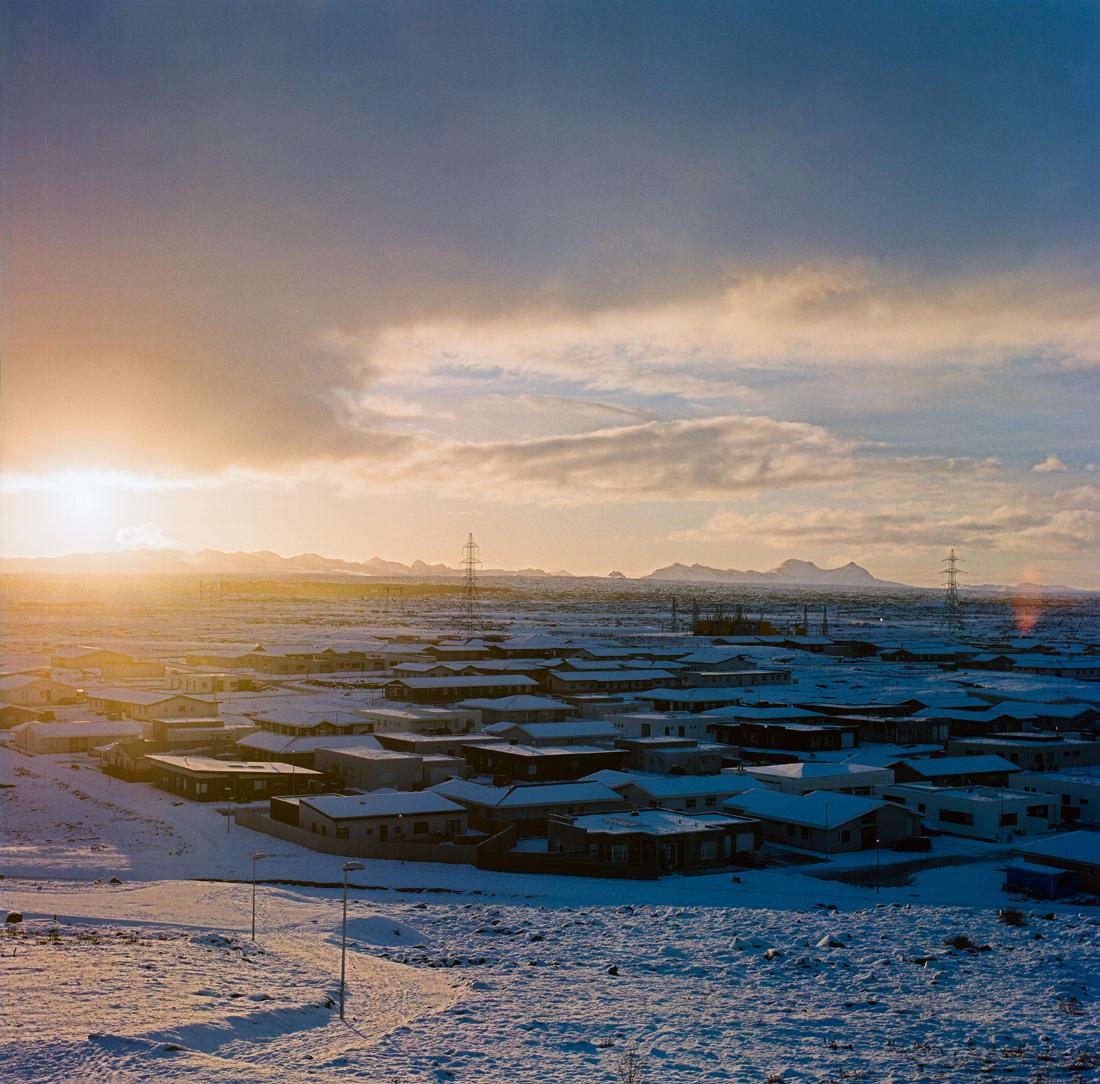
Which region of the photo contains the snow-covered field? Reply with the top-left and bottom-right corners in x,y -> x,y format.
2,746 -> 1099,1083
2,580 -> 1099,1082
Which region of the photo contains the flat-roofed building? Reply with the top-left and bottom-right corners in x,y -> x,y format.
615,736 -> 728,775
144,755 -> 326,801
546,670 -> 675,695
86,688 -> 218,721
1015,771 -> 1100,824
291,791 -> 467,842
874,783 -> 1056,839
463,742 -> 627,782
947,734 -> 1099,770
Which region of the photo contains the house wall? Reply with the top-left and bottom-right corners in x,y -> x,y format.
759,804 -> 919,853
314,748 -> 423,791
1016,773 -> 1100,823
875,785 -> 1055,839
300,807 -> 467,843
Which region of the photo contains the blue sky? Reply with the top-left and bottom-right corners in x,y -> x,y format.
2,1 -> 1098,584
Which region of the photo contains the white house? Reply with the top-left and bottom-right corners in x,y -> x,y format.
874,782 -> 1056,839
744,761 -> 894,797
12,718 -> 143,754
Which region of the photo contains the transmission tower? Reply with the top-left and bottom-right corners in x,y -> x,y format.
940,548 -> 965,635
458,533 -> 482,635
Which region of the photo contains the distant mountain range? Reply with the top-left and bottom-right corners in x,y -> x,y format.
640,559 -> 906,586
0,548 -> 572,578
1,549 -> 1092,592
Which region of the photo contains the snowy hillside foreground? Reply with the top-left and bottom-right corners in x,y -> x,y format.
1,752 -> 1099,1083
1,882 -> 1098,1084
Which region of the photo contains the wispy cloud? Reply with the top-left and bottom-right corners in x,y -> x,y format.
678,485 -> 1100,555
1033,453 -> 1068,473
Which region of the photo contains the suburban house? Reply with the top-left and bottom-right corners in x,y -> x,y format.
946,734 -> 1099,770
888,754 -> 1020,788
250,708 -> 373,738
644,688 -> 752,714
462,742 -> 628,782
874,783 -> 1056,839
287,791 -> 467,842
1011,831 -> 1100,894
50,647 -> 136,670
384,675 -> 538,703
1015,771 -> 1100,824
0,675 -> 85,707
313,745 -> 462,791
482,719 -> 617,747
843,715 -> 950,745
0,704 -> 55,729
609,712 -> 714,741
236,730 -> 384,768
546,670 -> 675,695
743,761 -> 894,796
602,773 -> 765,814
457,695 -> 576,727
708,719 -> 859,760
428,778 -> 626,835
11,718 -> 143,754
679,669 -> 791,688
374,732 -> 499,758
724,790 -> 921,853
614,736 -> 728,775
548,809 -> 762,871
353,706 -> 482,735
144,755 -> 326,801
86,688 -> 218,721
560,694 -> 655,720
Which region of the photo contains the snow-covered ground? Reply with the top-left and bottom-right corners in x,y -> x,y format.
3,746 -> 1099,1083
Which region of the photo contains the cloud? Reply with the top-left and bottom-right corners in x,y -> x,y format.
355,263 -> 1100,402
116,523 -> 181,550
678,486 -> 1100,555
517,395 -> 661,423
1033,453 -> 1068,473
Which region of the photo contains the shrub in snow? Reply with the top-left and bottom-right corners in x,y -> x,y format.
998,908 -> 1026,927
942,933 -> 978,950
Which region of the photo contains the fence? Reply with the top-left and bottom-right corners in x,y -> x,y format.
233,810 -> 481,865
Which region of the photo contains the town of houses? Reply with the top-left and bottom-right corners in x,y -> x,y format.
2,628 -> 1099,901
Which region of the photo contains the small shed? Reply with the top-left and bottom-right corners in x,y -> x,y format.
1004,861 -> 1077,900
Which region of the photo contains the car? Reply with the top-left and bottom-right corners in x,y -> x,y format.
890,835 -> 932,852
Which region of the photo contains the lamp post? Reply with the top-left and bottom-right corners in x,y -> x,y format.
251,853 -> 268,940
225,783 -> 233,833
824,800 -> 830,862
340,861 -> 365,1019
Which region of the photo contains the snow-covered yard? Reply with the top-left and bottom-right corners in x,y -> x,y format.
2,746 -> 1098,1083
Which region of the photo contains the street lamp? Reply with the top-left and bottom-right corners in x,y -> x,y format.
251,853 -> 268,940
340,861 -> 365,1019
824,800 -> 830,862
225,783 -> 233,834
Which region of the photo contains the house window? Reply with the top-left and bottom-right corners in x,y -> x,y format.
611,844 -> 628,862
588,843 -> 598,856
939,809 -> 974,826
528,766 -> 537,776
839,830 -> 851,843
700,841 -> 718,860
1027,806 -> 1049,818
800,826 -> 810,839
413,821 -> 429,834
1000,813 -> 1018,827
917,803 -> 926,813
685,799 -> 697,810
786,824 -> 795,836
705,798 -> 716,808
335,826 -> 349,839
